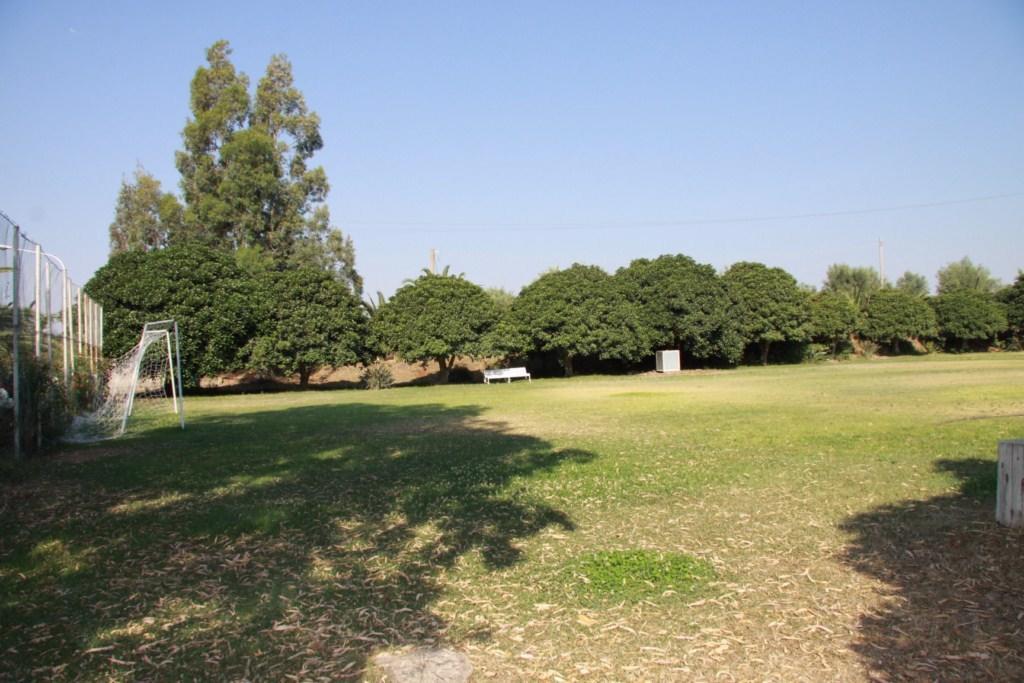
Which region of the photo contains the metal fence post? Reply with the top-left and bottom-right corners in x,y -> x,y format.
34,244 -> 41,358
77,287 -> 82,358
11,226 -> 21,460
44,259 -> 52,363
65,275 -> 74,377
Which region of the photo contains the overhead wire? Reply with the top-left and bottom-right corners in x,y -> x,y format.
337,190 -> 1024,233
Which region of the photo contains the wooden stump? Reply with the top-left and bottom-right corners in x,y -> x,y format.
996,440 -> 1024,528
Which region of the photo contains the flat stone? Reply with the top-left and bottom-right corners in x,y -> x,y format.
374,647 -> 473,683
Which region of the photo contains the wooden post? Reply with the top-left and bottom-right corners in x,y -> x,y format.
996,440 -> 1024,528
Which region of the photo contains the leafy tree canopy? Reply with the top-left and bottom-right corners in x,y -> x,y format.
85,243 -> 257,387
860,289 -> 936,349
822,264 -> 880,309
998,272 -> 1024,340
246,268 -> 367,386
936,257 -> 1001,295
723,262 -> 810,365
109,167 -> 184,255
371,274 -> 497,383
174,41 -> 360,292
895,271 -> 929,297
809,291 -> 860,357
511,264 -> 645,376
616,254 -> 743,366
485,287 -> 516,314
931,289 -> 1007,350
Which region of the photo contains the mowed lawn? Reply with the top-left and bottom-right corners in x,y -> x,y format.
2,354 -> 1023,681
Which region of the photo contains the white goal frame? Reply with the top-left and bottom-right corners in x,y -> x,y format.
120,319 -> 186,434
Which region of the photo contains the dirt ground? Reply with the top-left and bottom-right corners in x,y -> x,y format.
199,356 -> 493,391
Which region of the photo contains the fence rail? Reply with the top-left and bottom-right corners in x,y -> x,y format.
1,210 -> 103,458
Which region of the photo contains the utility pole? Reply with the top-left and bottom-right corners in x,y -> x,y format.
429,248 -> 437,275
878,239 -> 885,286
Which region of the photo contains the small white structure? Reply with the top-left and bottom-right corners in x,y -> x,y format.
655,350 -> 681,373
997,439 -> 1024,527
483,367 -> 531,384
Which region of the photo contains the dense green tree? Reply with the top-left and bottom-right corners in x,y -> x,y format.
860,289 -> 936,350
723,262 -> 811,365
175,40 -> 250,241
895,271 -> 929,297
511,264 -> 645,376
174,41 -> 359,291
371,274 -> 497,383
85,243 -> 257,387
936,257 -> 1001,295
931,290 -> 1007,351
998,272 -> 1024,342
809,292 -> 860,358
616,254 -> 743,366
246,268 -> 367,386
822,264 -> 880,310
108,168 -> 184,254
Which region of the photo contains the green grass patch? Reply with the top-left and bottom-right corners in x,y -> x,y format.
565,549 -> 716,603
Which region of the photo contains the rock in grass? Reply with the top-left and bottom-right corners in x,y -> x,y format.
374,647 -> 472,683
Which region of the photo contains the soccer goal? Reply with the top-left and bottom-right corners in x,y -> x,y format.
67,319 -> 185,441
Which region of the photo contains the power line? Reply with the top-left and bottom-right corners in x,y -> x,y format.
338,190 -> 1024,233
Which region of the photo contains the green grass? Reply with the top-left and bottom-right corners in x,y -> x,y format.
2,353 -> 1023,680
564,550 -> 716,603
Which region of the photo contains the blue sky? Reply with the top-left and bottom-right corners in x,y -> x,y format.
2,1 -> 1022,296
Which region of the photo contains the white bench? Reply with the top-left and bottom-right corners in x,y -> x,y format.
483,367 -> 531,384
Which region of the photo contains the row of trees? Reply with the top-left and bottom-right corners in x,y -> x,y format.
85,244 -> 1024,386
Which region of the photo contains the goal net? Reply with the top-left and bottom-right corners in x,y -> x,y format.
67,320 -> 185,441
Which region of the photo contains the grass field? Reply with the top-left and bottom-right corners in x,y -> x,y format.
2,354 -> 1023,681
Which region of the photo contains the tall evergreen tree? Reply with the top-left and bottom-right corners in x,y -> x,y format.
174,41 -> 360,292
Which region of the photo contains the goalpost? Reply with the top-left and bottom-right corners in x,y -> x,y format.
68,319 -> 185,441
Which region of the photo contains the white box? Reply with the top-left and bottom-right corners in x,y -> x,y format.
655,350 -> 680,373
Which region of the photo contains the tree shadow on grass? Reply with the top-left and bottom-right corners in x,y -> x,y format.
0,402 -> 593,680
840,457 -> 1024,681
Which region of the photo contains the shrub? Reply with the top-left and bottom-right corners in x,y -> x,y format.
360,363 -> 394,390
804,343 -> 832,363
8,355 -> 71,455
70,366 -> 102,413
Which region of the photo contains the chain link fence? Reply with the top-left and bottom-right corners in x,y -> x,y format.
1,210 -> 103,458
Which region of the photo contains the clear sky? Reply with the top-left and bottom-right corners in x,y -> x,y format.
2,1 -> 1022,296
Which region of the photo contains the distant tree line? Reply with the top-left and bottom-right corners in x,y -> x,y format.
86,243 -> 1024,386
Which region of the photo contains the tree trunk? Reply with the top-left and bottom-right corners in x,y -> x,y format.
561,352 -> 574,377
299,365 -> 311,387
831,339 -> 838,359
760,341 -> 771,366
436,356 -> 452,384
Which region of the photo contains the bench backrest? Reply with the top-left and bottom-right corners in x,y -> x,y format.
484,367 -> 529,379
